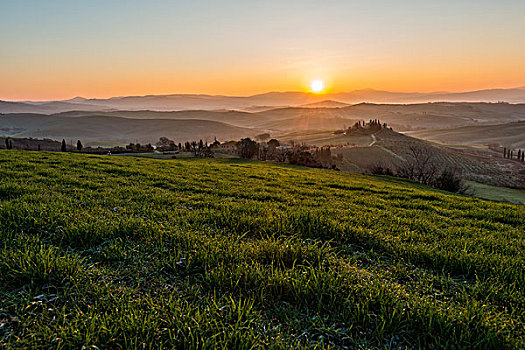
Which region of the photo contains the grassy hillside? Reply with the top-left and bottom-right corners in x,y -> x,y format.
324,128 -> 525,189
0,150 -> 524,349
467,181 -> 525,204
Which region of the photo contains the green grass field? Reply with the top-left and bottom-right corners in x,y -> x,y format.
0,150 -> 524,349
467,181 -> 525,205
116,152 -> 239,160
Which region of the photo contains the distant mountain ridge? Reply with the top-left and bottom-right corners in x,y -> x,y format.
3,86 -> 525,114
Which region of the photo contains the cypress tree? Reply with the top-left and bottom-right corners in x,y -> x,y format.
77,140 -> 83,152
61,139 -> 67,152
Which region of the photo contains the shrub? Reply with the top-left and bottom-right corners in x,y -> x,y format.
433,168 -> 471,194
370,163 -> 394,176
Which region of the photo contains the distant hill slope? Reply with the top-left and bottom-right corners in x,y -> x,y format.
300,100 -> 351,108
0,100 -> 112,114
0,114 -> 257,145
322,128 -> 525,188
405,122 -> 525,148
2,102 -> 525,146
56,110 -> 261,128
94,102 -> 525,132
256,102 -> 525,131
339,102 -> 525,131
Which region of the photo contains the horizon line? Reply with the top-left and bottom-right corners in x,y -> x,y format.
4,85 -> 525,103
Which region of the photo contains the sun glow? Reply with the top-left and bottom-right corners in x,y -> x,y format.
310,80 -> 324,93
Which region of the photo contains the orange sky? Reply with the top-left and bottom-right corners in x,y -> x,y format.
1,1 -> 524,101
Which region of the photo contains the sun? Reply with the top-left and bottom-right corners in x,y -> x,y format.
310,80 -> 324,93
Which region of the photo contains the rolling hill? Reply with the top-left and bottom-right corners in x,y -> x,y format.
300,100 -> 351,108
340,129 -> 525,187
0,114 -> 257,145
57,102 -> 525,132
0,100 -> 113,114
0,150 -> 523,348
2,102 -> 525,147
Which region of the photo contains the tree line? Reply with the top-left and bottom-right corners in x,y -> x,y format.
503,147 -> 525,162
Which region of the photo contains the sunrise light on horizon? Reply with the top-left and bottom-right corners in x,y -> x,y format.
1,0 -> 525,101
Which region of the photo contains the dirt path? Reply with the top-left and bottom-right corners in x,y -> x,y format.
369,133 -> 377,146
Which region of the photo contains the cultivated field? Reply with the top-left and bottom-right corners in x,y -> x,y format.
276,130 -> 372,147
0,150 -> 524,349
405,121 -> 525,148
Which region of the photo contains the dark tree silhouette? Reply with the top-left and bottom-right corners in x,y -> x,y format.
61,139 -> 67,152
156,137 -> 176,151
288,150 -> 322,168
191,141 -> 198,156
77,140 -> 83,152
236,138 -> 258,159
267,139 -> 280,148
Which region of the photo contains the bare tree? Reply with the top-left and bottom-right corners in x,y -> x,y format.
394,145 -> 470,193
190,141 -> 198,156
396,145 -> 440,185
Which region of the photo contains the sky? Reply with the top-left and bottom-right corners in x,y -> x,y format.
1,0 -> 525,100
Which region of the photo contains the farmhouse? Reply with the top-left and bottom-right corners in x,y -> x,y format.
212,140 -> 237,153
